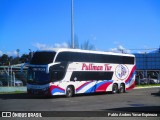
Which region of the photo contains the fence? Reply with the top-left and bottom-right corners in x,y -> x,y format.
0,64 -> 27,87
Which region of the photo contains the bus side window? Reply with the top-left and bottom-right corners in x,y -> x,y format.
70,71 -> 114,81
50,62 -> 68,81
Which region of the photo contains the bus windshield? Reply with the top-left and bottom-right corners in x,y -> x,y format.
27,67 -> 50,85
30,51 -> 56,65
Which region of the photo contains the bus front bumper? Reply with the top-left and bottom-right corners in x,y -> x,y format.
27,84 -> 51,96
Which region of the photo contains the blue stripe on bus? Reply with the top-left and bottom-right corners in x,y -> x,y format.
125,71 -> 136,85
51,88 -> 65,94
85,80 -> 113,93
76,82 -> 92,92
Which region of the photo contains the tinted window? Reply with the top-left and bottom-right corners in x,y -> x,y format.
123,56 -> 134,64
30,52 -> 56,65
70,71 -> 113,81
49,62 -> 68,81
55,52 -> 134,64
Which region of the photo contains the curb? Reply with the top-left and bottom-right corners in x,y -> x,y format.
134,86 -> 160,89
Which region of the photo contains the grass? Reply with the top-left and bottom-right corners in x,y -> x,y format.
0,91 -> 26,94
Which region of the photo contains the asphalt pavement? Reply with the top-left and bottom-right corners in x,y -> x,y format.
0,87 -> 160,120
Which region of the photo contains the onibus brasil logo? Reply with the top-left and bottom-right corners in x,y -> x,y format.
115,64 -> 129,80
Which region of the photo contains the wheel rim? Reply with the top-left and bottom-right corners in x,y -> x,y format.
120,84 -> 125,93
66,87 -> 73,97
112,84 -> 118,93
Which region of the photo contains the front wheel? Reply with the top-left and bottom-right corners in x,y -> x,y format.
66,86 -> 74,97
112,84 -> 118,94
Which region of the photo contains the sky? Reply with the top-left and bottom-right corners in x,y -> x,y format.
0,0 -> 160,56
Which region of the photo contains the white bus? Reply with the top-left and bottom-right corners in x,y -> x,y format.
26,48 -> 136,97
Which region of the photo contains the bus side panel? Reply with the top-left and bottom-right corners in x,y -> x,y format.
50,84 -> 66,95
105,83 -> 113,91
49,81 -> 77,96
95,80 -> 113,92
125,65 -> 136,90
49,65 -> 136,96
75,80 -> 113,94
75,81 -> 96,93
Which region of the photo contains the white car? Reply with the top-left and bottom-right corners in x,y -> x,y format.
150,79 -> 160,84
11,80 -> 23,86
139,78 -> 149,85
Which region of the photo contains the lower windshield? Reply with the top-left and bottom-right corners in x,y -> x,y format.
27,68 -> 50,85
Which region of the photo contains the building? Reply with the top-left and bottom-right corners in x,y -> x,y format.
134,48 -> 160,83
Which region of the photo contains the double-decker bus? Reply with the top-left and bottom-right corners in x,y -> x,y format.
25,48 -> 136,97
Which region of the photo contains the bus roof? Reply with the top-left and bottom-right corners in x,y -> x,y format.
36,48 -> 135,57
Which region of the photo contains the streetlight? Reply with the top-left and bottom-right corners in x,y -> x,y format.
29,49 -> 31,53
28,49 -> 33,60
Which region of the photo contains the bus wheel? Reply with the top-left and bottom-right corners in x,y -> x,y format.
66,86 -> 74,97
112,84 -> 118,94
119,84 -> 125,93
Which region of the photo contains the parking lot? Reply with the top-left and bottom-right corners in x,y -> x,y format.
0,87 -> 159,111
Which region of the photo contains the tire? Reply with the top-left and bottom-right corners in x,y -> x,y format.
66,86 -> 74,97
119,84 -> 125,93
112,84 -> 118,94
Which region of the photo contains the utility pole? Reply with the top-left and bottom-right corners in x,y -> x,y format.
71,0 -> 74,48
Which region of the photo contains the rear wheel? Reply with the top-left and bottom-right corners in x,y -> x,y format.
112,84 -> 118,94
66,86 -> 74,97
119,84 -> 125,93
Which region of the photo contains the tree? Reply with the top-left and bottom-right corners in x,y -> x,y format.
81,40 -> 95,50
0,53 -> 31,65
68,35 -> 95,50
20,54 -> 29,63
0,54 -> 10,65
11,58 -> 20,65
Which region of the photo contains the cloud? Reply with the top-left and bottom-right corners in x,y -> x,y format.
109,45 -> 131,53
33,42 -> 69,50
6,51 -> 18,57
54,42 -> 68,48
0,50 -> 18,57
33,43 -> 53,50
